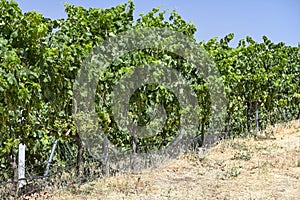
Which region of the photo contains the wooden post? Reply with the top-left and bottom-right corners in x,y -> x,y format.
246,101 -> 252,133
255,102 -> 259,131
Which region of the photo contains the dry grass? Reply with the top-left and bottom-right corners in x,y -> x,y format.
29,120 -> 300,199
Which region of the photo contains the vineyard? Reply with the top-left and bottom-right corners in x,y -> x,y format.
0,0 -> 299,199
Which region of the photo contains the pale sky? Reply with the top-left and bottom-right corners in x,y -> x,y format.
15,0 -> 300,47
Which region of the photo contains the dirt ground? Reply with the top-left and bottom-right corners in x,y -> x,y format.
28,120 -> 300,200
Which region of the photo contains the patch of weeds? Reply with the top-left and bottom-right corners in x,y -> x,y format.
254,145 -> 269,152
197,170 -> 205,176
230,141 -> 248,151
253,127 -> 276,140
223,166 -> 242,178
257,161 -> 270,174
184,154 -> 204,167
64,182 -> 79,195
254,134 -> 276,140
232,150 -> 252,161
80,186 -> 94,195
89,183 -> 96,187
228,166 -> 241,177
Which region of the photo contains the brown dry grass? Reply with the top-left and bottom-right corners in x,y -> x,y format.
33,120 -> 300,199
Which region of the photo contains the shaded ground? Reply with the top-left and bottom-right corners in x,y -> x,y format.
26,120 -> 300,199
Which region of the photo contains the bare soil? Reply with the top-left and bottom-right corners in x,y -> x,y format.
26,120 -> 300,199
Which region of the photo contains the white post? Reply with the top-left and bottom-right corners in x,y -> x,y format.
103,135 -> 109,176
18,143 -> 26,188
44,139 -> 58,178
